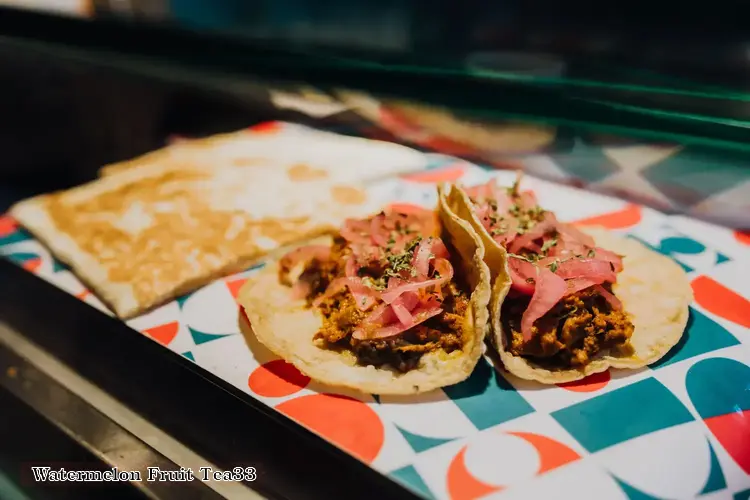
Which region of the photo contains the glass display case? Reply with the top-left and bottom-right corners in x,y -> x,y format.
0,5 -> 748,500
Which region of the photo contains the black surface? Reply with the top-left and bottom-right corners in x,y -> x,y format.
0,388 -> 148,500
0,259 -> 420,500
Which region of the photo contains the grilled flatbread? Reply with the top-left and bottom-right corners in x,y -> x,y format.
98,124 -> 427,179
10,132 -> 427,319
238,190 -> 491,395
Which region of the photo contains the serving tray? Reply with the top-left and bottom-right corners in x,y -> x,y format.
1,123 -> 748,500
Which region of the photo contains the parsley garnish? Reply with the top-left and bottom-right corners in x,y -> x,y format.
508,253 -> 533,263
541,238 -> 558,253
587,248 -> 597,258
548,260 -> 560,273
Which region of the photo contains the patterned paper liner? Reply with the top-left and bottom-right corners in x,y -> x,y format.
1,123 -> 749,500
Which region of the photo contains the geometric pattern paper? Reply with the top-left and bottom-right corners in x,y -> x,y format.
2,122 -> 750,500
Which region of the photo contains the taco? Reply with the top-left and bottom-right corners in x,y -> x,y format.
237,194 -> 492,395
441,175 -> 692,384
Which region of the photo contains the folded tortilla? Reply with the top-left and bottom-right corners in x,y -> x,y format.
9,134 -> 427,319
237,188 -> 491,395
441,183 -> 692,384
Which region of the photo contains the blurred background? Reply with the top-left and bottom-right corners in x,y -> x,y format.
0,0 -> 748,228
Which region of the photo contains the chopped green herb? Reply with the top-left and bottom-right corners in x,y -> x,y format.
541,238 -> 558,253
491,224 -> 508,236
508,253 -> 533,262
548,259 -> 560,273
587,248 -> 597,258
525,277 -> 535,284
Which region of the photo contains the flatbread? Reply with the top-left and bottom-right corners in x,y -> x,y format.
98,124 -> 428,179
237,190 -> 492,395
442,184 -> 692,384
9,138 -> 424,319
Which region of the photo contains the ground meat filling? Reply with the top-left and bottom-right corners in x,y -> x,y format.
292,236 -> 468,373
502,285 -> 635,368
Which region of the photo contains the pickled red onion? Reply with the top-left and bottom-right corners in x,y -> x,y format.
520,268 -> 567,341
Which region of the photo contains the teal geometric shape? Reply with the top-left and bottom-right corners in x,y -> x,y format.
686,357 -> 750,420
613,477 -> 663,500
396,425 -> 453,453
175,294 -> 192,309
734,488 -> 750,500
642,147 -> 750,204
554,139 -> 620,183
182,351 -> 195,362
6,252 -> 38,266
52,259 -> 70,272
716,252 -> 731,265
626,236 -> 693,273
189,327 -> 233,346
390,465 -> 434,500
650,308 -> 739,370
442,358 -> 534,430
551,377 -> 694,453
701,439 -> 727,495
425,155 -> 455,170
0,228 -> 31,247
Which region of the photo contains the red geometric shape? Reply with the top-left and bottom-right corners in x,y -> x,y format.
506,432 -> 581,475
21,258 -> 42,273
573,204 -> 642,230
386,202 -> 430,214
557,370 -> 611,393
446,446 -> 503,500
734,230 -> 750,246
275,394 -> 384,464
248,121 -> 282,135
704,409 -> 750,474
142,322 -> 179,346
402,164 -> 467,183
692,275 -> 750,328
226,278 -> 248,300
0,214 -> 18,237
248,359 -> 311,398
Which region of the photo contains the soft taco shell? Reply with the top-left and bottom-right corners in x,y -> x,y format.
237,191 -> 492,395
442,184 -> 692,384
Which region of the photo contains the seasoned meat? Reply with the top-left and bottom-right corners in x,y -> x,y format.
313,286 -> 469,373
502,285 -> 634,368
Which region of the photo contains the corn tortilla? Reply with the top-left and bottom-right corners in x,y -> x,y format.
237,189 -> 492,395
441,183 -> 692,384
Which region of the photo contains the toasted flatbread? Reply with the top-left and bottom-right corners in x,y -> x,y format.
10,134 -> 427,319
237,189 -> 492,395
98,124 -> 427,179
442,183 -> 692,384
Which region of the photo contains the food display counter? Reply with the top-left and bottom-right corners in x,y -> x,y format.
0,7 -> 748,500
